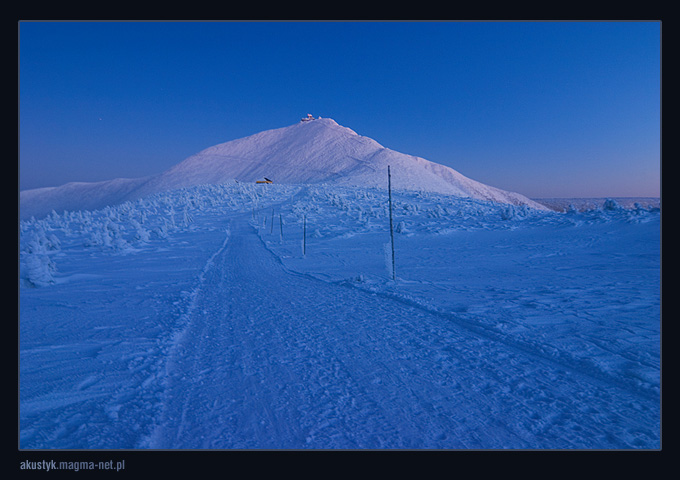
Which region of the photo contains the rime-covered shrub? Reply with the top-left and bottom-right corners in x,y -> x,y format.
25,254 -> 57,287
500,204 -> 530,220
167,206 -> 177,229
500,206 -> 516,220
131,219 -> 151,243
84,227 -> 105,247
155,220 -> 173,239
602,198 -> 622,211
427,205 -> 446,218
108,225 -> 130,251
182,206 -> 193,227
395,221 -> 408,234
24,228 -> 60,254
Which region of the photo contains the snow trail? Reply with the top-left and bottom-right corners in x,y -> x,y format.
146,215 -> 659,449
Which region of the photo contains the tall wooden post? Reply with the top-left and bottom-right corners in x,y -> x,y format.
279,214 -> 283,242
388,165 -> 396,281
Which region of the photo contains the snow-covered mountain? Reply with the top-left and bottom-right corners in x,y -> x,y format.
20,117 -> 547,219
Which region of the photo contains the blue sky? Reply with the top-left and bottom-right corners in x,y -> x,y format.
19,21 -> 661,198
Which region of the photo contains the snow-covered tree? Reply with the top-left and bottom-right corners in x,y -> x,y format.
25,254 -> 57,287
182,206 -> 193,227
131,219 -> 151,243
602,198 -> 621,211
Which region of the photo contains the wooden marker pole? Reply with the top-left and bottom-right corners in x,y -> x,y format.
388,165 -> 396,281
303,214 -> 307,256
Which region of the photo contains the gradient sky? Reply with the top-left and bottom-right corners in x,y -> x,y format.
19,21 -> 661,198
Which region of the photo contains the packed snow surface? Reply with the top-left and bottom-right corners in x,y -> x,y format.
19,184 -> 660,449
20,117 -> 546,220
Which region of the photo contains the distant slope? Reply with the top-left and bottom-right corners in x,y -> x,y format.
20,117 -> 547,219
20,177 -> 152,219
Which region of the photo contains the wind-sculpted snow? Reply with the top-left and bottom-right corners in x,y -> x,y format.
20,117 -> 546,219
19,184 -> 660,449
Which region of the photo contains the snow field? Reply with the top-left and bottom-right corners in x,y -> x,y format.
262,189 -> 660,396
20,184 -> 286,448
19,183 -> 660,449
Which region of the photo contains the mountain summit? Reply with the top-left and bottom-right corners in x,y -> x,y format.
20,117 -> 547,218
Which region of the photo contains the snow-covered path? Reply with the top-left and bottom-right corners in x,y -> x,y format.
145,214 -> 659,449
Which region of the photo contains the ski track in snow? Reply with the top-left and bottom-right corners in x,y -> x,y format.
145,214 -> 658,449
